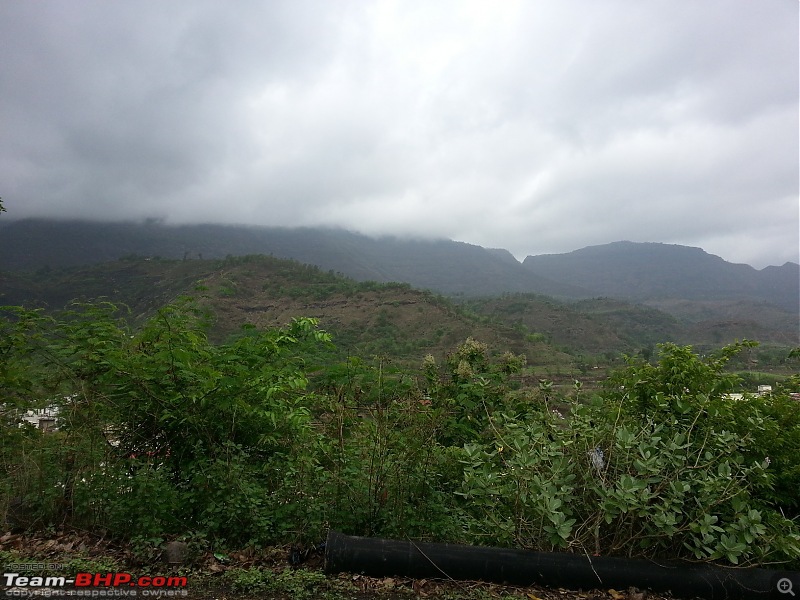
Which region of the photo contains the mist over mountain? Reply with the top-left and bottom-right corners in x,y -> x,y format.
0,219 -> 586,298
1,220 -> 797,320
522,241 -> 799,313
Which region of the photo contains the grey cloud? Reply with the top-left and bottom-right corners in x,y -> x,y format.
1,0 -> 796,269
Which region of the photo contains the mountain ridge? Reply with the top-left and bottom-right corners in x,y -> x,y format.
523,240 -> 799,313
0,219 -> 588,297
3,219 -> 796,270
523,240 -> 797,271
2,255 -> 793,368
0,219 -> 797,319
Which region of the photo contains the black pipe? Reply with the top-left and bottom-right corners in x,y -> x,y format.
324,531 -> 800,600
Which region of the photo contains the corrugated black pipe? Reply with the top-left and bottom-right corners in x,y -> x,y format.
324,531 -> 800,600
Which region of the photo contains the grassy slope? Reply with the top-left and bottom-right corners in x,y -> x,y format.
195,256 -> 571,363
465,293 -> 798,359
466,294 -> 681,357
0,255 -> 574,368
2,255 -> 794,370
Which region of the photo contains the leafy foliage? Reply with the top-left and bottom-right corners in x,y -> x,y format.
1,302 -> 798,569
1,299 -> 331,545
458,343 -> 800,565
424,338 -> 526,445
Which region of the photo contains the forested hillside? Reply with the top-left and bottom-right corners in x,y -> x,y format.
0,219 -> 583,297
3,255 -> 795,370
4,221 -> 797,317
0,255 -> 574,368
523,241 -> 799,312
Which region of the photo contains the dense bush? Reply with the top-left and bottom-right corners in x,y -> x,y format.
1,300 -> 330,545
458,343 -> 800,565
1,303 -> 798,568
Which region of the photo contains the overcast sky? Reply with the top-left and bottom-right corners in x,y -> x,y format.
1,1 -> 797,268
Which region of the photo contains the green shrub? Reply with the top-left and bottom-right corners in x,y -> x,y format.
2,301 -> 797,570
457,343 -> 800,566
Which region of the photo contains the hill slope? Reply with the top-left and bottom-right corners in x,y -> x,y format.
4,254 -> 794,367
0,255 -> 575,367
1,221 -> 796,347
522,241 -> 799,312
0,219 -> 585,298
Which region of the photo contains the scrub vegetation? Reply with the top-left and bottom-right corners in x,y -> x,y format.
1,298 -> 799,570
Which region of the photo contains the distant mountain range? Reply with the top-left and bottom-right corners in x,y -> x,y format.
0,218 -> 797,320
0,253 -> 792,369
0,219 -> 584,298
523,241 -> 799,313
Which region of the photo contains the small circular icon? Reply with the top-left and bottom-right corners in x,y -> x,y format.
778,577 -> 795,596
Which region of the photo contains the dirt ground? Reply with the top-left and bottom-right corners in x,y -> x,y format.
0,529 -> 688,600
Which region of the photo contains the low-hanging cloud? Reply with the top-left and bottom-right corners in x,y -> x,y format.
1,0 -> 797,269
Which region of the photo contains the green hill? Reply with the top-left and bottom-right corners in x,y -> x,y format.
5,253 -> 793,376
1,220 -> 796,359
522,241 -> 799,313
0,219 -> 586,298
0,255 -> 575,369
464,295 -> 681,356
